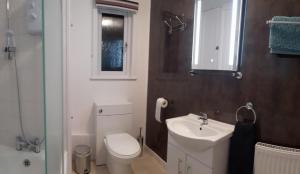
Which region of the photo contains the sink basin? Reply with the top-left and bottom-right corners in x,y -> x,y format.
166,114 -> 234,151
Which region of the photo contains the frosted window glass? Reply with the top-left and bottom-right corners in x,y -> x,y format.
101,13 -> 124,71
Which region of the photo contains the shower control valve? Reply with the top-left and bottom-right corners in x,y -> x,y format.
4,46 -> 16,53
16,136 -> 28,151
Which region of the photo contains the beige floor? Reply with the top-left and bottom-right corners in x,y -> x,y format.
73,149 -> 166,174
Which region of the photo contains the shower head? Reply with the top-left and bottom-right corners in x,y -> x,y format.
4,0 -> 15,60
6,0 -> 11,29
6,0 -> 10,10
4,30 -> 16,60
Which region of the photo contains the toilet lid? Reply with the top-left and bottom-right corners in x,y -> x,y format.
106,133 -> 140,157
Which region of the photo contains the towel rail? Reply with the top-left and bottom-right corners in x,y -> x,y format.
235,102 -> 257,124
266,20 -> 300,25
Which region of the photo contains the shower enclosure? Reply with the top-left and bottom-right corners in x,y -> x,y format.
0,0 -> 64,173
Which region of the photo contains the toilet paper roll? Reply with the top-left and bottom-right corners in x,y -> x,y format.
155,98 -> 168,123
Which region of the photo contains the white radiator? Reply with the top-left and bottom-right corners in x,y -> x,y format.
254,142 -> 300,174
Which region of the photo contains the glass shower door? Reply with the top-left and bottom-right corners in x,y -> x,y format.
0,0 -> 46,173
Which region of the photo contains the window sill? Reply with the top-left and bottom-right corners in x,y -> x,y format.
90,76 -> 137,81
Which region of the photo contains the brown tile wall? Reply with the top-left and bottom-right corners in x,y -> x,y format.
146,0 -> 300,160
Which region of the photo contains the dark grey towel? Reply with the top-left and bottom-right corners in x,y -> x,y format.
228,121 -> 257,174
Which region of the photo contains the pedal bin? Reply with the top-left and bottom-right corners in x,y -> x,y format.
74,145 -> 91,174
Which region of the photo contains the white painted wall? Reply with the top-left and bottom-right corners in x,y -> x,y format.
68,0 -> 151,158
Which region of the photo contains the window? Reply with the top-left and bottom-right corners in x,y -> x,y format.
92,9 -> 134,79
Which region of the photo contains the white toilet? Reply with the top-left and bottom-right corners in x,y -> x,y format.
104,133 -> 140,174
95,102 -> 141,174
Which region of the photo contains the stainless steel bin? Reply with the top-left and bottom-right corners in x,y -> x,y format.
74,145 -> 91,174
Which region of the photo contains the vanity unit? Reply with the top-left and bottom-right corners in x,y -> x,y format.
166,114 -> 234,174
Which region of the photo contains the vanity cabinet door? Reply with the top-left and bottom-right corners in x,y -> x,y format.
167,144 -> 186,174
186,156 -> 212,174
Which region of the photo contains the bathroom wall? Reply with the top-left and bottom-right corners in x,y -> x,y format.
146,0 -> 300,160
0,0 -> 44,148
68,0 -> 151,156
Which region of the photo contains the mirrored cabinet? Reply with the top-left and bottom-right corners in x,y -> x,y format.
191,0 -> 246,71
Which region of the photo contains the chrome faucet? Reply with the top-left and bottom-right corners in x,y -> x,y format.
30,138 -> 41,153
16,136 -> 41,153
198,112 -> 208,129
16,136 -> 28,151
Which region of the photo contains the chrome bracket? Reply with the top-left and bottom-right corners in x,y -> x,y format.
232,71 -> 243,80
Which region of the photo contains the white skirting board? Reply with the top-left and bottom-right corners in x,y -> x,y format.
144,145 -> 167,168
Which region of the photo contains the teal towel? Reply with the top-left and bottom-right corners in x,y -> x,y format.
269,16 -> 300,55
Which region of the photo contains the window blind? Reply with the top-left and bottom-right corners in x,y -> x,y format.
96,0 -> 139,13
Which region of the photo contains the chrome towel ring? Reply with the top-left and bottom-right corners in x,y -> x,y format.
235,102 -> 257,124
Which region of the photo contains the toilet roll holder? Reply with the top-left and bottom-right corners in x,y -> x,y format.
155,98 -> 168,123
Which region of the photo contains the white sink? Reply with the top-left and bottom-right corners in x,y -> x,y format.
166,114 -> 234,151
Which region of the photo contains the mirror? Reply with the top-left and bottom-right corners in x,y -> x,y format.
192,0 -> 245,71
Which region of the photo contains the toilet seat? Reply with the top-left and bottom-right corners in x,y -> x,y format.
105,133 -> 141,159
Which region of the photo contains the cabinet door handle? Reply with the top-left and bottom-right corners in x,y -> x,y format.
177,159 -> 183,174
187,165 -> 192,174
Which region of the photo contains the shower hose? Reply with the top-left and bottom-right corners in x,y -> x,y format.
13,57 -> 45,147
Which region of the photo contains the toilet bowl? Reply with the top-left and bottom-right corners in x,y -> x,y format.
104,133 -> 141,174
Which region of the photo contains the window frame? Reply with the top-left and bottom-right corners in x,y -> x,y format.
91,8 -> 134,80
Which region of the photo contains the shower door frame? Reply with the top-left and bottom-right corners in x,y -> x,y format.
43,0 -> 71,173
61,0 -> 72,173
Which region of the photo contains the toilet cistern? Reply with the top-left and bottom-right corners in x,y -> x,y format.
95,102 -> 141,174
